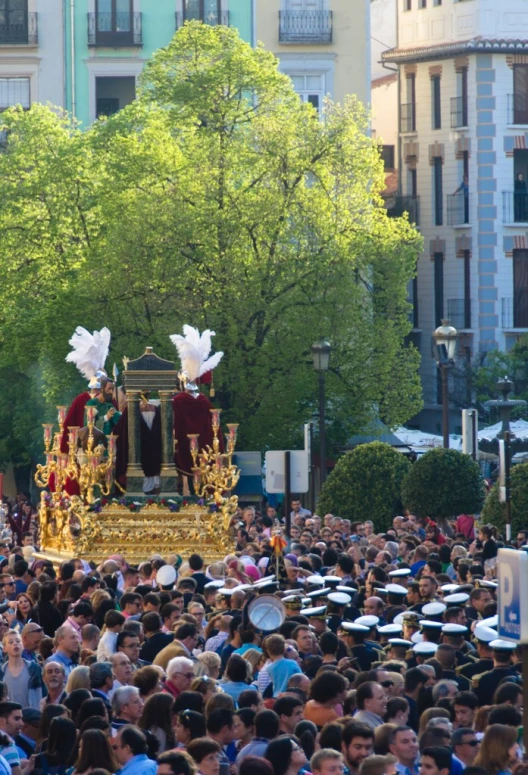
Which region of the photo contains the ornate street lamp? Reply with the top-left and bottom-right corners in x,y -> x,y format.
312,341 -> 331,485
433,320 -> 458,448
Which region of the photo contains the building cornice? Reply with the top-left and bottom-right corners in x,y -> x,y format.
382,36 -> 528,64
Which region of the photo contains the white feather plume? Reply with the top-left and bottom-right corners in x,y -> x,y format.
170,325 -> 223,383
65,326 -> 111,380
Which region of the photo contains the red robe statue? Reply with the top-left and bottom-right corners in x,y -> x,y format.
51,392 -> 91,496
172,392 -> 223,475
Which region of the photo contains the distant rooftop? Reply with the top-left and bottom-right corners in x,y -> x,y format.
383,35 -> 528,64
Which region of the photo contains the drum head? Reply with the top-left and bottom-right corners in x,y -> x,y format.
248,594 -> 285,632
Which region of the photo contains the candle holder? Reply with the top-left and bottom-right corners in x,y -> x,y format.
188,409 -> 240,530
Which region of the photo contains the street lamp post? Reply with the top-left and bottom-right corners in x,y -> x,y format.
433,320 -> 458,448
312,341 -> 331,486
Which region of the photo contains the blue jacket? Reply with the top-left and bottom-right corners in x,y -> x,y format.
117,754 -> 157,775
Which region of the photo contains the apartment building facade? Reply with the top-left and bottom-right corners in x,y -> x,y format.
0,0 -> 64,116
383,0 -> 528,433
256,0 -> 370,109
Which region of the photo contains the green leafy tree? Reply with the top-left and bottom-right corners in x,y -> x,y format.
317,442 -> 411,532
402,448 -> 485,520
0,22 -> 423,475
481,463 -> 528,538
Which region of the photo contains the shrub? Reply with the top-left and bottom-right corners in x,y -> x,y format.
401,447 -> 485,520
481,462 -> 528,538
317,442 -> 411,532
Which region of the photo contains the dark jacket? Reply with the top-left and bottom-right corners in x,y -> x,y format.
139,632 -> 174,663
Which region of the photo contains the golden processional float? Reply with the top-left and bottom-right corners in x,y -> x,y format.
34,328 -> 239,565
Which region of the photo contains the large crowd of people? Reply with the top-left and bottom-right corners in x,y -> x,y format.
0,494 -> 523,775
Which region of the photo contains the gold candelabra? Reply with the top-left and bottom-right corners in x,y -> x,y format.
77,406 -> 117,504
35,405 -> 117,505
188,409 -> 241,514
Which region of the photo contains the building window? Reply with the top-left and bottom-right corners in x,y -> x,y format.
0,76 -> 29,110
513,249 -> 528,328
513,65 -> 528,125
431,75 -> 441,129
0,0 -> 30,44
404,0 -> 411,9
434,252 -> 444,327
401,74 -> 416,132
433,0 -> 442,4
412,275 -> 419,328
464,250 -> 471,328
433,156 -> 443,226
290,74 -> 324,111
183,0 -> 221,23
380,145 -> 395,170
95,76 -> 136,118
418,0 -> 426,8
96,0 -> 132,32
409,167 -> 417,197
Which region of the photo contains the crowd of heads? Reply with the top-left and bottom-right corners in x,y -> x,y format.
0,495 -> 523,775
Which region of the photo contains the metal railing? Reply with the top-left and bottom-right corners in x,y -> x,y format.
450,95 -> 468,128
447,298 -> 472,330
0,12 -> 37,44
175,10 -> 229,28
507,93 -> 528,125
87,12 -> 142,46
400,102 -> 415,133
502,191 -> 528,223
279,11 -> 333,43
385,195 -> 420,225
501,296 -> 528,329
447,192 -> 469,225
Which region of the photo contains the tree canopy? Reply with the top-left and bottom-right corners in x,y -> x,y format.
0,23 -> 423,477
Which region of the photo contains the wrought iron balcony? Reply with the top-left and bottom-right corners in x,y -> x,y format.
0,12 -> 37,45
278,11 -> 333,44
501,296 -> 528,329
384,195 -> 420,226
447,192 -> 469,226
87,12 -> 142,46
508,93 -> 528,125
400,103 -> 416,133
175,10 -> 229,28
450,96 -> 468,128
447,298 -> 473,330
502,191 -> 528,224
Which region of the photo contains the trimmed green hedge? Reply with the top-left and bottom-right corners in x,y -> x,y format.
317,442 -> 411,532
481,462 -> 528,537
401,447 -> 485,519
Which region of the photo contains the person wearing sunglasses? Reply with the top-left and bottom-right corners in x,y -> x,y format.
452,728 -> 480,770
164,657 -> 195,699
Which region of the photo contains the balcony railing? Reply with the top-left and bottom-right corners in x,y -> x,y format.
385,195 -> 420,225
447,298 -> 472,330
0,12 -> 37,44
87,12 -> 142,46
447,192 -> 469,226
508,93 -> 528,125
400,103 -> 415,133
502,191 -> 528,224
450,95 -> 468,128
279,11 -> 333,43
175,10 -> 229,29
501,296 -> 528,329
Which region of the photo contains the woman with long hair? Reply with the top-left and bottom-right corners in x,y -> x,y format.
33,717 -> 77,775
304,671 -> 348,727
14,593 -> 34,626
70,729 -> 117,775
474,724 -> 520,775
139,692 -> 176,753
36,704 -> 70,751
175,710 -> 207,750
190,676 -> 217,704
66,667 -> 91,694
265,737 -> 307,775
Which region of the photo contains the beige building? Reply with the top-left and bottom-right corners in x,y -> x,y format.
255,0 -> 370,108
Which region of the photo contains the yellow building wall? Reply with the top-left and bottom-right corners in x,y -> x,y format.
255,0 -> 370,107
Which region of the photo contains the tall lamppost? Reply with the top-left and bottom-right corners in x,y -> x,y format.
312,340 -> 331,486
433,320 -> 458,448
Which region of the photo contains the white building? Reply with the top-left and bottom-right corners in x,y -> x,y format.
0,0 -> 64,117
383,0 -> 528,434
